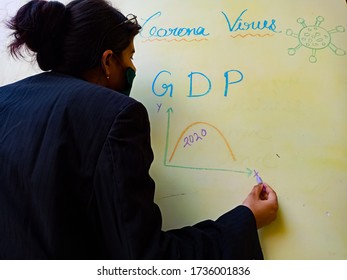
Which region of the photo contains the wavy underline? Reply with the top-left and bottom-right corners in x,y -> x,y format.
141,34 -> 274,43
230,33 -> 275,38
142,38 -> 209,43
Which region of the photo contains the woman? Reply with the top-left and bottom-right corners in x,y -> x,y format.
0,0 -> 278,259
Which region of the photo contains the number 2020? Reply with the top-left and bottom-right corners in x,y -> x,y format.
184,129 -> 207,148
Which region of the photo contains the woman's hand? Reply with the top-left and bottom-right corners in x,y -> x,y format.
242,183 -> 279,229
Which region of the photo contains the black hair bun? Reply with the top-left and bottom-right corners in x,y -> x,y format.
8,0 -> 66,70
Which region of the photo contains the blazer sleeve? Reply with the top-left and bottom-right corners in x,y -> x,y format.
92,101 -> 263,259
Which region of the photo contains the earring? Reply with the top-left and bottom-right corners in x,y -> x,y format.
107,76 -> 110,79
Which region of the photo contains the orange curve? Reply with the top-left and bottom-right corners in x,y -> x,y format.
169,121 -> 236,162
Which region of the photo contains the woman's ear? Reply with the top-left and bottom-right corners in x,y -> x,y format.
100,49 -> 114,78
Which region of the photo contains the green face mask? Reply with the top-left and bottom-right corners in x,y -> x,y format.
121,67 -> 136,96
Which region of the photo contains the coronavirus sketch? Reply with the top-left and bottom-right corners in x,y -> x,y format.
286,16 -> 346,63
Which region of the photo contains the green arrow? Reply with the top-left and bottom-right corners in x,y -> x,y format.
164,107 -> 173,165
164,164 -> 253,176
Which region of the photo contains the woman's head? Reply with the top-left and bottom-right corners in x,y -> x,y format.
7,0 -> 141,91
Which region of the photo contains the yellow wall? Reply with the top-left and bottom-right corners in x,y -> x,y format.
1,0 -> 346,259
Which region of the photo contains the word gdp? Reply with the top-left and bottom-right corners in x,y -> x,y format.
151,69 -> 244,98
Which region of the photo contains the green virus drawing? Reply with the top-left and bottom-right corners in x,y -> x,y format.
286,16 -> 346,63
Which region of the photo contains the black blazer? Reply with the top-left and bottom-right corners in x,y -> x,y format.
0,72 -> 263,259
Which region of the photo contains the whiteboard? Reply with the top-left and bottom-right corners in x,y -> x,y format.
1,0 -> 346,259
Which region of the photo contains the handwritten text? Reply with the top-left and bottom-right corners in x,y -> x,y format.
141,11 -> 210,39
152,69 -> 244,98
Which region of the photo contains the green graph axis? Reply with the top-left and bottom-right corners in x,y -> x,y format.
163,107 -> 253,177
